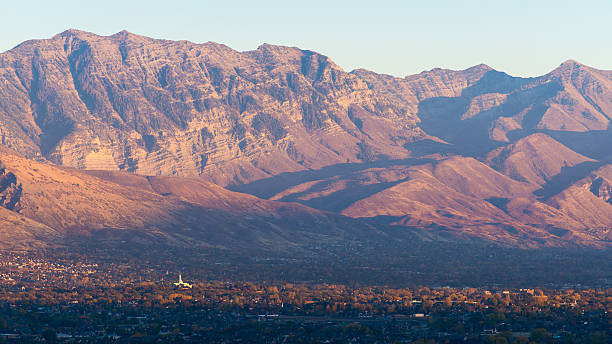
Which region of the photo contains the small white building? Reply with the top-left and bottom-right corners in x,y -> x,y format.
173,274 -> 192,289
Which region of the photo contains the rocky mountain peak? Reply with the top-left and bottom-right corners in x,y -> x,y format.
58,28 -> 90,37
53,28 -> 102,43
465,63 -> 494,73
111,29 -> 132,38
548,59 -> 592,79
559,59 -> 585,68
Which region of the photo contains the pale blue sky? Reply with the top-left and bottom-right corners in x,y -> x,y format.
2,1 -> 611,77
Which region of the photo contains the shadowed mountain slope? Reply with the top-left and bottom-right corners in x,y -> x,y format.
486,133 -> 595,185
0,146 -> 390,251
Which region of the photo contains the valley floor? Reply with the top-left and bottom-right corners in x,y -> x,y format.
0,245 -> 609,342
0,264 -> 609,343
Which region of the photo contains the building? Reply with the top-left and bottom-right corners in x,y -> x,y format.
173,274 -> 192,289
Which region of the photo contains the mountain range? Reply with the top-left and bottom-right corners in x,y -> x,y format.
0,29 -> 611,249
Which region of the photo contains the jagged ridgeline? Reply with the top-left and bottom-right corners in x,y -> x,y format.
0,30 -> 611,248
0,29 -> 424,185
